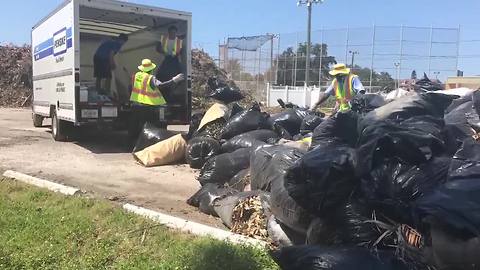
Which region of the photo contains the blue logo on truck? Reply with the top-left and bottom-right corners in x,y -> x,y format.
34,27 -> 72,61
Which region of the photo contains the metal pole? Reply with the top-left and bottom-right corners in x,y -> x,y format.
275,34 -> 280,85
369,24 -> 376,92
270,34 -> 274,83
305,2 -> 312,87
455,25 -> 461,74
345,25 -> 350,63
399,25 -> 404,82
428,25 -> 433,77
318,27 -> 324,88
294,32 -> 298,87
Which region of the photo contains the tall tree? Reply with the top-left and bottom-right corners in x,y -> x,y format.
411,70 -> 417,80
276,43 -> 336,86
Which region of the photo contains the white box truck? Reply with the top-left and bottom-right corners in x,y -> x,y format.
31,0 -> 192,141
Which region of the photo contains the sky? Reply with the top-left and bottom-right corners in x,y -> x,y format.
1,0 -> 480,78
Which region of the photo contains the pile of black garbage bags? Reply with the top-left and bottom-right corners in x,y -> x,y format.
185,80 -> 480,270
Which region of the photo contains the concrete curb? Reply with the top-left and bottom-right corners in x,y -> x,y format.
123,203 -> 267,247
3,170 -> 80,196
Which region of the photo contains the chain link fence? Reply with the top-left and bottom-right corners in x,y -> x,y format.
219,25 -> 462,101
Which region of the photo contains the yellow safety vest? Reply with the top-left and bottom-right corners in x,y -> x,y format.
161,35 -> 183,56
333,74 -> 357,112
130,72 -> 166,106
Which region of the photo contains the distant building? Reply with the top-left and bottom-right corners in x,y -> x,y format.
446,76 -> 480,90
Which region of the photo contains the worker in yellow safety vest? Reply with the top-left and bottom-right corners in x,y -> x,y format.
313,63 -> 365,113
155,25 -> 184,102
128,58 -> 184,146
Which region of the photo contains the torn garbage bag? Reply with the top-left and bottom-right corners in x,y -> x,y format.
226,168 -> 251,191
185,136 -> 221,169
133,122 -> 175,153
197,147 -> 251,186
213,191 -> 265,229
220,104 -> 270,139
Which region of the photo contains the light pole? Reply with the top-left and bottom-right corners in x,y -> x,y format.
348,50 -> 359,69
393,62 -> 400,89
298,0 -> 325,87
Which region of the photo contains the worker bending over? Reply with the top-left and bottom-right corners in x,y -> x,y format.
313,63 -> 365,113
93,34 -> 128,96
129,59 -> 184,146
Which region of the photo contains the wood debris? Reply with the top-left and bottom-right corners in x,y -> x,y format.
231,195 -> 268,240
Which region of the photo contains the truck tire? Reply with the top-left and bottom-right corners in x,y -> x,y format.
51,111 -> 67,141
32,113 -> 44,127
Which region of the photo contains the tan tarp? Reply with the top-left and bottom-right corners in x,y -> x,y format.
134,134 -> 187,167
197,102 -> 229,131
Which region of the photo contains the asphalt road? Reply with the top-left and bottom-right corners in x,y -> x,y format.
0,108 -> 224,228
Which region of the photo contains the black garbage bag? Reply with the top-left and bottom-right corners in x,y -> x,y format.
356,120 -> 445,177
220,104 -> 270,139
133,122 -> 176,152
186,183 -> 238,216
269,108 -> 310,136
359,92 -> 455,133
213,191 -> 265,228
361,157 -> 450,223
268,148 -> 314,234
415,178 -> 480,236
206,77 -> 244,104
414,73 -> 443,92
473,90 -> 480,116
226,168 -> 250,191
351,93 -> 386,114
228,102 -> 244,118
300,114 -> 323,135
272,245 -> 411,270
442,123 -> 476,155
423,217 -> 480,270
221,129 -> 278,153
449,139 -> 480,181
250,145 -> 303,191
306,202 -> 394,247
186,112 -> 205,140
185,137 -> 221,169
197,147 -> 251,186
311,110 -> 359,149
285,144 -> 358,217
444,101 -> 478,127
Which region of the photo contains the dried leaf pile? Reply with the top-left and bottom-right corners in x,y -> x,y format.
231,196 -> 268,240
0,44 -> 32,107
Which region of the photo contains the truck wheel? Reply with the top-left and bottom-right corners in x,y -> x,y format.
51,111 -> 67,141
32,113 -> 44,127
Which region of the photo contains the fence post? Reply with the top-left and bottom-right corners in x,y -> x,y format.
318,27 -> 324,88
369,24 -> 376,92
266,83 -> 271,106
455,25 -> 461,74
285,86 -> 289,103
428,25 -> 433,77
399,24 -> 404,82
345,25 -> 350,63
275,34 -> 280,85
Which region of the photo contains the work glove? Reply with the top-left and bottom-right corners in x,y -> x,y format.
173,73 -> 185,83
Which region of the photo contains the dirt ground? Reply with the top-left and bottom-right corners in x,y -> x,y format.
0,108 -> 225,228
